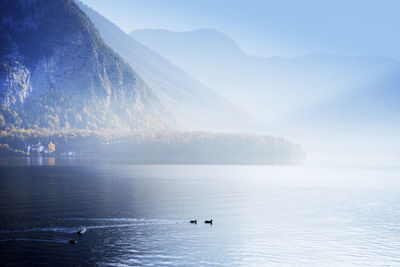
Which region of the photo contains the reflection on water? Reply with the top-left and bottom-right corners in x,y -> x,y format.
0,156 -> 301,166
48,157 -> 55,166
0,159 -> 400,265
1,157 -> 57,166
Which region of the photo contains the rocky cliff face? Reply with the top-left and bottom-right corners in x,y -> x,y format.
0,61 -> 32,108
0,0 -> 170,130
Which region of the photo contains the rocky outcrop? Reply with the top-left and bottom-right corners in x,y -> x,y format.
0,61 -> 32,108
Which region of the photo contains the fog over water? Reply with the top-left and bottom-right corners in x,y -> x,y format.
1,1 -> 399,265
1,159 -> 400,265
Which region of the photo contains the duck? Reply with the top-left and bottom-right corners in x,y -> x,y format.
190,220 -> 197,224
77,228 -> 86,237
69,239 -> 77,244
77,228 -> 87,237
204,219 -> 213,225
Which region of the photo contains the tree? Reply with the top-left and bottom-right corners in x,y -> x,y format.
48,141 -> 55,154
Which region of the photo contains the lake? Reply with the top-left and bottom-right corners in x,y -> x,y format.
1,158 -> 400,266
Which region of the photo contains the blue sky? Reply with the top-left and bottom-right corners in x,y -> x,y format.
80,0 -> 400,58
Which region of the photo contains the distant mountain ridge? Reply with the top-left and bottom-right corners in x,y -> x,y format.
130,29 -> 400,126
0,0 -> 170,130
77,3 -> 261,132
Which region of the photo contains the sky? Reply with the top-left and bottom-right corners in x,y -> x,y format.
80,0 -> 400,59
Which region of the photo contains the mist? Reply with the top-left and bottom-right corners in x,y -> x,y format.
75,1 -> 400,161
128,28 -> 399,159
2,1 -> 400,265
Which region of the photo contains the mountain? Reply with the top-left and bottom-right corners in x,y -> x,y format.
77,3 -> 261,132
0,0 -> 305,160
0,0 -> 171,131
130,29 -> 400,126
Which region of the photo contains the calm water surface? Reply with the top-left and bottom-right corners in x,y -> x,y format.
1,158 -> 400,266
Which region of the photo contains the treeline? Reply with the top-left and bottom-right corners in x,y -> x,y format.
0,144 -> 28,157
0,128 -> 304,159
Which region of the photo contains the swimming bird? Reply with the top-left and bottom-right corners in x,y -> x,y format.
69,239 -> 77,244
205,219 -> 213,225
77,228 -> 87,237
190,220 -> 197,224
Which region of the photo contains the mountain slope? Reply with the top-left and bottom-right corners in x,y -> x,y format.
131,29 -> 400,125
77,2 -> 261,132
0,0 -> 170,131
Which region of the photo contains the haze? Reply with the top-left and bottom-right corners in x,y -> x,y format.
81,0 -> 400,159
2,1 -> 400,265
81,0 -> 400,59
